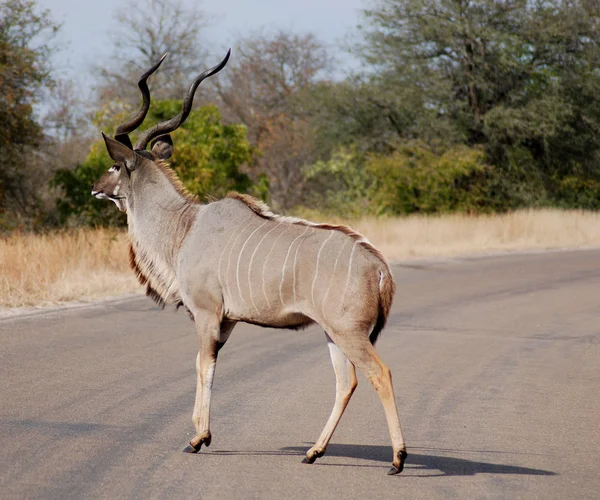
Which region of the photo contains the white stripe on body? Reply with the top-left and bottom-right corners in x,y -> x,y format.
321,238 -> 350,317
279,226 -> 311,307
311,232 -> 336,309
339,241 -> 358,307
292,226 -> 310,303
236,221 -> 268,306
261,224 -> 291,309
248,221 -> 283,314
225,218 -> 252,303
217,230 -> 239,292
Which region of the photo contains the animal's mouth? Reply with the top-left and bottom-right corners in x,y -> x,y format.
91,191 -> 124,200
91,191 -> 127,212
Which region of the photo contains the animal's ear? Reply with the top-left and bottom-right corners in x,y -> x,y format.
151,134 -> 173,160
102,132 -> 139,170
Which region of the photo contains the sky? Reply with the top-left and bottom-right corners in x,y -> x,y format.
36,0 -> 367,87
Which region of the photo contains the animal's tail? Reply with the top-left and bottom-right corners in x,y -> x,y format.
369,269 -> 396,346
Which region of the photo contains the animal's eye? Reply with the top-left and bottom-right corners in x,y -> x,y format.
108,165 -> 120,173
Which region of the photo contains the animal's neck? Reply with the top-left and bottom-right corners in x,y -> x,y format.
127,164 -> 199,305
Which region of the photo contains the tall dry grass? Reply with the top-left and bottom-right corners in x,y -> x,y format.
1,209 -> 599,309
0,228 -> 138,309
352,209 -> 600,260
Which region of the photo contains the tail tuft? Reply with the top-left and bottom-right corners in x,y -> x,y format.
369,270 -> 396,345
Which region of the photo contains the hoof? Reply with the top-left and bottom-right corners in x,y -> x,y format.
388,450 -> 408,475
183,443 -> 200,454
183,432 -> 212,453
387,466 -> 402,475
183,433 -> 211,454
302,449 -> 324,464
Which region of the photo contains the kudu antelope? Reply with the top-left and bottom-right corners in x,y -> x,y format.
91,50 -> 408,475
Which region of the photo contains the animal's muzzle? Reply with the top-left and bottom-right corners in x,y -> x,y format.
91,190 -> 123,201
91,190 -> 109,199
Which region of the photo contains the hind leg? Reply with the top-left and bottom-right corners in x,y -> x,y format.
304,333 -> 357,464
330,331 -> 407,475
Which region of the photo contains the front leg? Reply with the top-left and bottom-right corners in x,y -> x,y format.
183,316 -> 236,453
183,349 -> 213,453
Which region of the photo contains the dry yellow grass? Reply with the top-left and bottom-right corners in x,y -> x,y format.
1,209 -> 599,309
351,209 -> 600,260
0,228 -> 139,309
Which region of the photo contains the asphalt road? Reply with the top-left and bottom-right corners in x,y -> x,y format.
1,249 -> 599,499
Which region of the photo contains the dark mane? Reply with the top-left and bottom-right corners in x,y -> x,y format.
154,158 -> 199,205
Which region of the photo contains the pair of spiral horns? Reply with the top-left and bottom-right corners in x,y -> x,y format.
113,49 -> 231,151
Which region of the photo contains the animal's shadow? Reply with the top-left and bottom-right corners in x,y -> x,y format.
210,444 -> 556,477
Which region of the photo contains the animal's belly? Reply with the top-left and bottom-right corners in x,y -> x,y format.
224,307 -> 314,330
222,270 -> 316,329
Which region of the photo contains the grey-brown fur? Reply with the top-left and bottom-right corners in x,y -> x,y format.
91,52 -> 408,475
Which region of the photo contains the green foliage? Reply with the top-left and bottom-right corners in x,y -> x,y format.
298,1 -> 600,215
368,143 -> 491,215
552,165 -> 600,210
10,2 -> 600,228
320,0 -> 600,212
53,103 -> 255,226
303,148 -> 375,218
303,142 -> 495,216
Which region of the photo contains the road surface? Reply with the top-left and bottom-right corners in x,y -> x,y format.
1,250 -> 599,499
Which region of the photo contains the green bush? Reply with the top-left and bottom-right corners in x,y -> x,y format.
368,142 -> 492,215
553,174 -> 600,210
303,148 -> 374,218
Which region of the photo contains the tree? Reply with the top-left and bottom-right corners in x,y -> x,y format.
0,0 -> 59,224
354,0 -> 600,209
304,76 -> 449,157
216,30 -> 333,210
97,0 -> 213,105
358,0 -> 531,140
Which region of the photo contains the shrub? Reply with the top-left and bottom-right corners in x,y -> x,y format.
368,142 -> 492,215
